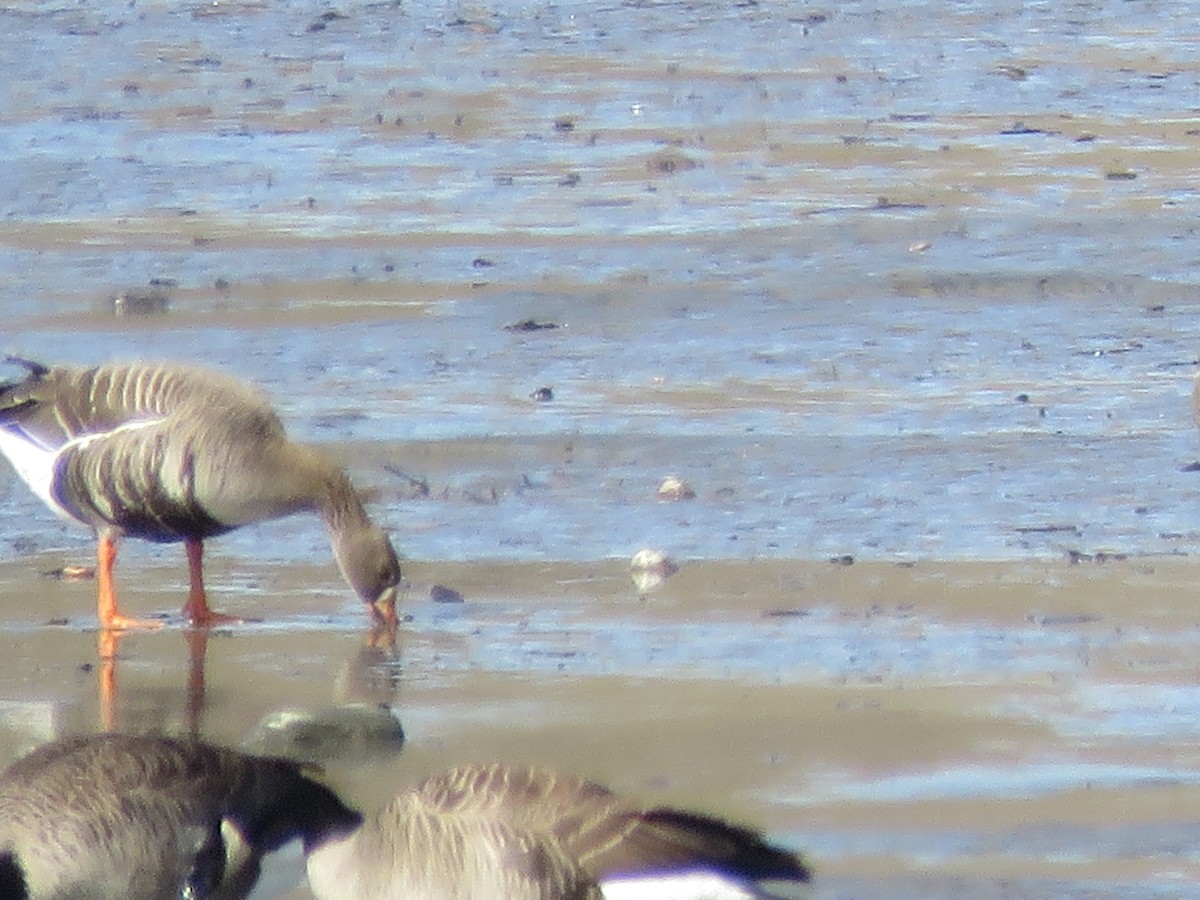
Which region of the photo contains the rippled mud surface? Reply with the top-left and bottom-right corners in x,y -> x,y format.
2,1 -> 1200,897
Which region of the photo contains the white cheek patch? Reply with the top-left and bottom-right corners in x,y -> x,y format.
220,817 -> 254,883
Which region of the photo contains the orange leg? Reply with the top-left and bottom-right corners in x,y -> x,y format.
180,538 -> 243,626
96,535 -> 162,631
183,628 -> 210,734
97,629 -> 119,731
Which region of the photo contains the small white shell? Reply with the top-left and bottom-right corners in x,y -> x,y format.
656,476 -> 695,501
630,549 -> 679,596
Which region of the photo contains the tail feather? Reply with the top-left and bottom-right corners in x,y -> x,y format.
0,358 -> 49,423
4,356 -> 49,379
638,809 -> 811,883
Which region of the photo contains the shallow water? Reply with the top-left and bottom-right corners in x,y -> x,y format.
2,1 -> 1200,897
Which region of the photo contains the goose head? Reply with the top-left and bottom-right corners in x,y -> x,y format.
332,523 -> 402,622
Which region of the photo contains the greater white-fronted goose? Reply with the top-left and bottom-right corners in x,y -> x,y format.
0,358 -> 401,630
305,762 -> 812,899
0,732 -> 361,900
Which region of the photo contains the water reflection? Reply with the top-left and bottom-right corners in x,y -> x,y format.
96,627 -> 215,734
93,619 -> 401,744
334,641 -> 403,708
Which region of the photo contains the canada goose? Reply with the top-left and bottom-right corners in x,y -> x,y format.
0,358 -> 401,630
305,763 -> 812,899
0,732 -> 361,900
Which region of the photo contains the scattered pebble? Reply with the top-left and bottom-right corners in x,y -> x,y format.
1014,524 -> 1081,536
110,287 -> 171,316
430,584 -> 464,604
657,475 -> 696,501
994,63 -> 1028,81
1063,549 -> 1127,565
530,386 -> 554,402
646,149 -> 700,175
246,704 -> 405,761
306,10 -> 348,33
505,319 -> 559,332
41,565 -> 94,581
1030,613 -> 1101,627
999,121 -> 1054,136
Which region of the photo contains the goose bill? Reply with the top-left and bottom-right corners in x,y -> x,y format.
371,585 -> 398,628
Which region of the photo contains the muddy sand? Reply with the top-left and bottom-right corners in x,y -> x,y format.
1,554 -> 1198,898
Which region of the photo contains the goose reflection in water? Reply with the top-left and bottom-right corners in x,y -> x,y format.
94,620 -> 402,741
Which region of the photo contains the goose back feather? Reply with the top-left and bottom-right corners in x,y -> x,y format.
307,795 -> 601,900
1,360 -> 306,540
305,763 -> 811,900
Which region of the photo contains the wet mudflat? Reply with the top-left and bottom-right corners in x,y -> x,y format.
6,557 -> 1200,898
3,0 -> 1200,897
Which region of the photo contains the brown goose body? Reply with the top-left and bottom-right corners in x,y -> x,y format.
0,733 -> 361,900
0,358 -> 401,629
305,763 -> 811,900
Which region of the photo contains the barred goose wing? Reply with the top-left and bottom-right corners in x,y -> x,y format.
0,733 -> 360,900
0,358 -> 401,631
304,764 -> 811,900
306,792 -> 602,900
420,765 -> 811,893
0,358 -> 279,454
